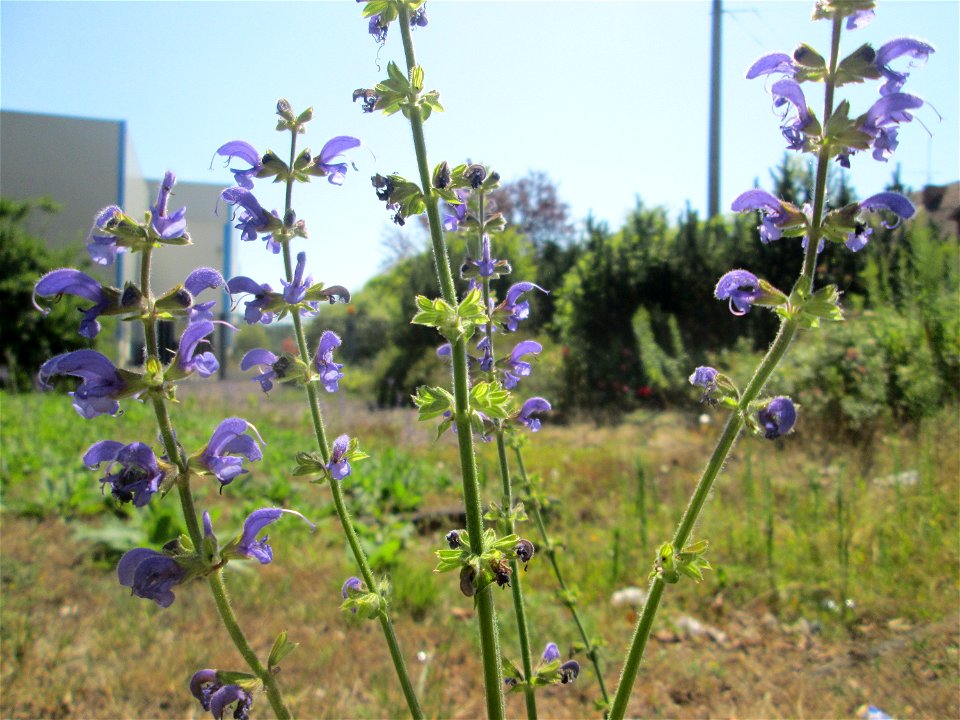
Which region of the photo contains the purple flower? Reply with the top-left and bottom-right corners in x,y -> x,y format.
731,189 -> 802,244
190,669 -> 220,712
367,13 -> 388,43
33,268 -> 111,339
328,434 -> 352,481
209,685 -> 253,720
220,187 -> 281,251
233,507 -> 315,564
715,270 -> 762,316
502,340 -> 542,389
196,417 -> 264,486
183,267 -> 226,324
500,282 -> 548,332
846,9 -> 875,30
518,397 -> 551,432
150,171 -> 187,240
542,642 -> 560,663
84,440 -> 166,507
216,140 -> 263,189
312,136 -> 362,185
845,192 -> 916,251
689,366 -> 719,390
771,79 -> 814,150
282,252 -> 312,304
314,331 -> 344,392
176,321 -> 219,378
341,576 -> 363,599
409,6 -> 428,27
240,348 -> 288,393
117,547 -> 187,608
861,93 -> 925,162
228,276 -> 277,325
745,52 -> 796,80
39,349 -> 126,418
443,189 -> 469,231
757,396 -> 797,439
87,205 -> 123,265
875,38 -> 934,95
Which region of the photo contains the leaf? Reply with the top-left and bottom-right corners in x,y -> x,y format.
268,630 -> 299,669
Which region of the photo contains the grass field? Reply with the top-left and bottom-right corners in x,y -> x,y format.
1,387 -> 957,719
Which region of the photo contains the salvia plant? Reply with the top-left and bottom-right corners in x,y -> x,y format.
31,0 -> 933,717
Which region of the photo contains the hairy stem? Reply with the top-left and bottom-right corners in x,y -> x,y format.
277,128 -> 423,719
397,7 -> 504,718
139,246 -> 291,719
513,447 -> 610,707
608,16 -> 845,719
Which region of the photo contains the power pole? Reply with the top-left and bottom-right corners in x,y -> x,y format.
708,0 -> 722,218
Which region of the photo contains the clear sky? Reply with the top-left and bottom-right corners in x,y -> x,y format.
2,1 -> 958,294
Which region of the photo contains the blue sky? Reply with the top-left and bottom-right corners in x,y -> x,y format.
2,1 -> 958,293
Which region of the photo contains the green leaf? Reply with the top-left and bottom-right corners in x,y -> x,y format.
412,385 -> 454,421
268,630 -> 299,669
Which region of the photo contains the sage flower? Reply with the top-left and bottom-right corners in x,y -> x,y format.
117,547 -> 187,608
875,38 -> 934,95
228,276 -> 277,325
689,366 -> 719,391
518,397 -> 551,432
38,349 -> 126,418
33,268 -> 111,339
311,136 -> 362,185
195,417 -> 264,486
87,205 -> 123,265
861,93 -> 925,162
281,252 -> 311,304
715,270 -> 761,316
501,282 -> 548,332
233,507 -> 316,564
731,189 -> 804,244
84,440 -> 166,507
542,642 -> 560,663
240,348 -> 288,393
845,192 -> 915,251
328,434 -> 352,481
314,331 -> 344,392
150,171 -> 187,240
176,321 -> 219,378
216,140 -> 263,189
758,396 -> 797,439
503,340 -> 542,390
771,79 -> 815,150
220,187 -> 281,251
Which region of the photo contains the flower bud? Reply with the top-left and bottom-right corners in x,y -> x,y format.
276,98 -> 295,121
433,161 -> 451,189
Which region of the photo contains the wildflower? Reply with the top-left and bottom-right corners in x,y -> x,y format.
38,349 -> 126,418
542,642 -> 560,663
445,530 -> 462,548
515,538 -> 535,564
209,685 -> 253,720
844,192 -> 915,251
341,576 -> 363,599
229,507 -> 316,564
310,136 -> 362,185
328,434 -> 352,481
117,547 -> 187,608
239,348 -> 289,393
183,267 -> 227,324
227,276 -> 277,325
443,189 -> 469,231
194,417 -> 265,487
771,79 -> 817,150
33,268 -> 112,339
83,440 -> 167,507
281,252 -> 312,304
368,14 -> 388,43
215,140 -> 263,189
860,92 -> 925,162
745,52 -> 796,80
846,8 -> 875,30
500,282 -> 548,332
176,321 -> 219,378
502,341 -> 542,389
314,331 -> 344,392
518,397 -> 551,432
730,189 -> 806,244
875,38 -> 934,95
190,669 -> 220,712
757,396 -> 797,439
86,205 -> 124,265
220,187 -> 281,251
150,171 -> 187,240
689,366 -> 718,390
715,270 -> 761,316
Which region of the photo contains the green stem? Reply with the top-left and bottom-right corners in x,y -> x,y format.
139,245 -> 291,718
208,570 -> 292,720
608,17 -> 845,720
513,447 -> 610,707
496,434 -> 537,720
278,130 -> 423,719
397,8 -> 504,717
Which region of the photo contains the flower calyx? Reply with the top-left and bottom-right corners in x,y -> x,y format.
650,540 -> 712,584
340,575 -> 389,619
411,286 -> 489,342
435,528 -> 522,598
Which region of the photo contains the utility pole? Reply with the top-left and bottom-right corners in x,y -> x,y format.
708,0 -> 722,218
